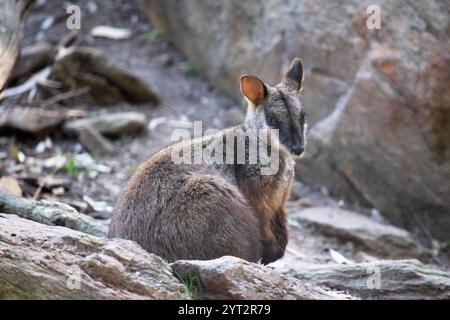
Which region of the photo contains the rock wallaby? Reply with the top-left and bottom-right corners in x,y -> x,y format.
109,58 -> 308,264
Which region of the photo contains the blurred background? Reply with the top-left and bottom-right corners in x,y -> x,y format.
0,0 -> 449,273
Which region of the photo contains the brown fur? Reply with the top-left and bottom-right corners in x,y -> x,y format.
109,58 -> 307,264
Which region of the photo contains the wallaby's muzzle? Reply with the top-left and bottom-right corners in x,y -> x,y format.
291,143 -> 304,156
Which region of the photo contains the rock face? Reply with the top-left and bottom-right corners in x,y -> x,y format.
0,214 -> 188,299
0,214 -> 355,300
142,0 -> 450,239
1,213 -> 448,300
292,207 -> 427,259
171,256 -> 354,300
273,259 -> 450,300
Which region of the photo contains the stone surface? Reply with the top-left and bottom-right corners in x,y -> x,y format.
63,112 -> 147,137
78,125 -> 116,156
272,259 -> 450,300
292,207 -> 427,259
0,176 -> 22,197
142,0 -> 450,239
0,214 -> 188,299
0,107 -> 64,137
171,256 -> 355,300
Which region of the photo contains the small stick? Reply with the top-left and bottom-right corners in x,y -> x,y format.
57,30 -> 79,48
32,166 -> 60,201
40,86 -> 90,107
2,67 -> 51,98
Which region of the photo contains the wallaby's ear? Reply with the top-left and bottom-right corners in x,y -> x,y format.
283,58 -> 304,91
240,75 -> 267,106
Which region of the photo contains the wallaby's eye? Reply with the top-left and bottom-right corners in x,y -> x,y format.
266,114 -> 277,127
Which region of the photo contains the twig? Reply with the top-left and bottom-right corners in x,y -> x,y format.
1,67 -> 51,98
40,86 -> 90,107
57,30 -> 79,48
32,166 -> 60,201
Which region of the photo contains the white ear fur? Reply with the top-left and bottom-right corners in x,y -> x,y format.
244,100 -> 268,130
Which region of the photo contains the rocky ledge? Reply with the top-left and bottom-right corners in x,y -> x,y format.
1,213 -> 448,300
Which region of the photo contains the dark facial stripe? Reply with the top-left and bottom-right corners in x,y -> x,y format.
277,89 -> 291,117
278,89 -> 301,136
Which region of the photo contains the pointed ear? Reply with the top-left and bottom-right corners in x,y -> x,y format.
283,58 -> 304,91
240,75 -> 267,106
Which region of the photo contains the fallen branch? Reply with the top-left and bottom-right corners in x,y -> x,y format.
0,191 -> 107,237
32,166 -> 60,200
1,66 -> 53,99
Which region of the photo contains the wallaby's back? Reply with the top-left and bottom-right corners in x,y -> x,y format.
109,143 -> 262,262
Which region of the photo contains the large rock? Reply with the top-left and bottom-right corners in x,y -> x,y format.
1,213 -> 446,300
273,259 -> 450,300
171,256 -> 354,300
292,207 -> 427,259
0,214 -> 188,299
142,0 -> 450,239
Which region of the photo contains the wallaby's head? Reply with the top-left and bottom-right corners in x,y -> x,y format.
240,58 -> 307,157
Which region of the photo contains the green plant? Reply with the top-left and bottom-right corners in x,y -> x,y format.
184,275 -> 202,298
440,239 -> 450,250
183,61 -> 200,76
63,155 -> 79,177
124,164 -> 138,176
135,28 -> 166,43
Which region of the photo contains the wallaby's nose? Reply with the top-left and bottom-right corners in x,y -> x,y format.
291,143 -> 304,155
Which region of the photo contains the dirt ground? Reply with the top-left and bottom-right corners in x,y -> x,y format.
1,0 -> 449,269
3,0 -> 237,211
